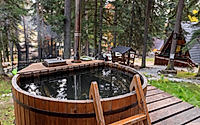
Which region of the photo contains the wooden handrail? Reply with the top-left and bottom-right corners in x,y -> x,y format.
89,82 -> 105,125
89,75 -> 151,125
110,75 -> 151,125
130,74 -> 151,125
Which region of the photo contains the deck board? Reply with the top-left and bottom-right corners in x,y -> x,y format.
146,89 -> 164,97
155,107 -> 200,125
146,85 -> 157,91
150,101 -> 193,123
146,85 -> 200,125
146,92 -> 173,104
148,97 -> 182,112
187,117 -> 200,125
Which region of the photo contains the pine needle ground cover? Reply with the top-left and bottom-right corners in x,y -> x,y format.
0,77 -> 14,125
149,79 -> 200,107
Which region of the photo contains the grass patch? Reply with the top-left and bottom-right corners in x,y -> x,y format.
176,71 -> 196,79
134,57 -> 154,64
0,77 -> 12,96
0,77 -> 14,125
149,79 -> 200,107
146,57 -> 154,62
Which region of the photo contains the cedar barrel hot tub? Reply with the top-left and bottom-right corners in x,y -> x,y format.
12,60 -> 147,125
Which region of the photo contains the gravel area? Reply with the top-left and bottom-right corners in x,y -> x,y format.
137,65 -> 200,84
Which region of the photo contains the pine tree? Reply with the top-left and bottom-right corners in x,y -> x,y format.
166,0 -> 184,70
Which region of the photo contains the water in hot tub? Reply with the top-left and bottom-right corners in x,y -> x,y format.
19,67 -> 134,100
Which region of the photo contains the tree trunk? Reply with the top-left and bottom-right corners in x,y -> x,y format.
94,0 -> 98,56
4,27 -> 9,62
129,0 -> 135,45
64,0 -> 71,59
15,43 -> 22,70
0,31 -> 4,75
41,6 -> 44,59
196,65 -> 200,77
141,0 -> 152,68
166,0 -> 184,70
113,2 -> 118,48
5,44 -> 9,62
7,30 -> 14,70
0,31 -> 6,62
85,41 -> 89,56
54,40 -> 57,57
0,52 -> 4,75
81,0 -> 89,56
85,0 -> 89,56
36,0 -> 42,61
98,0 -> 103,59
14,27 -> 21,70
23,16 -> 29,63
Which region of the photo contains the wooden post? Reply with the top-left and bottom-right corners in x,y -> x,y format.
73,0 -> 81,63
89,82 -> 105,125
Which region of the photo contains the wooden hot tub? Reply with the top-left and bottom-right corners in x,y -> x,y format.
12,60 -> 147,125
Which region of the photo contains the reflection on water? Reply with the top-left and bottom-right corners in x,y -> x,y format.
19,67 -> 134,100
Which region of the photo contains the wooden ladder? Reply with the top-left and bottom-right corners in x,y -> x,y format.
89,74 -> 151,125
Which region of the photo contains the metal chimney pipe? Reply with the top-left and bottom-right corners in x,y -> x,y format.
73,0 -> 81,63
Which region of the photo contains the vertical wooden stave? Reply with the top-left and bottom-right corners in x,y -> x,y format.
58,101 -> 68,125
15,90 -> 21,125
43,99 -> 50,125
132,94 -> 139,116
119,96 -> 131,120
18,92 -> 26,125
76,103 -> 87,125
48,100 -> 59,125
86,102 -> 96,125
28,95 -> 36,125
111,98 -> 122,123
34,98 -> 46,125
67,102 -> 77,125
126,96 -> 133,119
102,100 -> 112,124
12,87 -> 19,125
23,94 -> 30,125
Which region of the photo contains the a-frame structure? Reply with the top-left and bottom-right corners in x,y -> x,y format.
154,32 -> 196,67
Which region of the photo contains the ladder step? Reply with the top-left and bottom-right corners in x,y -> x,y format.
109,114 -> 146,125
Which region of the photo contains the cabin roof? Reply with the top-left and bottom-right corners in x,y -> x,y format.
111,46 -> 135,54
181,22 -> 199,43
153,38 -> 164,51
182,21 -> 200,64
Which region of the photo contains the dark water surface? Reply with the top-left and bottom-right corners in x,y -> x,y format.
19,67 -> 134,100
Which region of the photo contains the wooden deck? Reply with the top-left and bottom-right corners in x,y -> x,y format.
18,59 -> 104,74
147,85 -> 200,125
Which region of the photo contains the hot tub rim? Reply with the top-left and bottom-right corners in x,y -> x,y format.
12,63 -> 147,103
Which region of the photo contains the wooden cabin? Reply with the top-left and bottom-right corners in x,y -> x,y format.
154,32 -> 196,67
111,46 -> 136,66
